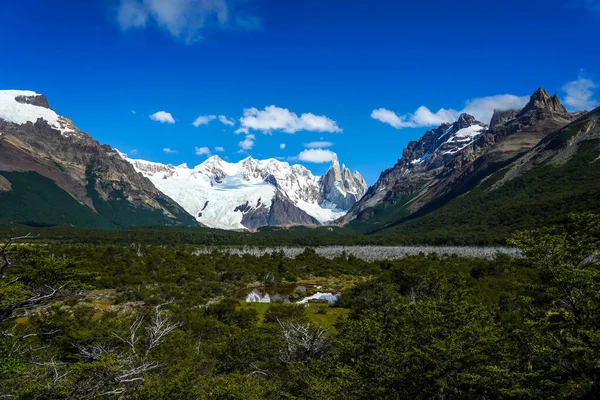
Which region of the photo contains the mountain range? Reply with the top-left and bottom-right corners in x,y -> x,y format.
1,88 -> 599,242
339,88 -> 600,243
0,90 -> 366,230
121,152 -> 366,230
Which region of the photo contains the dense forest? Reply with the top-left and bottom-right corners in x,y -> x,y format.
1,213 -> 599,398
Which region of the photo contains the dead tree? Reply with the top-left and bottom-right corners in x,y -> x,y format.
278,320 -> 330,364
0,233 -> 64,323
0,232 -> 36,281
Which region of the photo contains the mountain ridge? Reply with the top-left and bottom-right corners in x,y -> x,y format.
123,152 -> 367,230
0,90 -> 197,228
339,87 -> 578,229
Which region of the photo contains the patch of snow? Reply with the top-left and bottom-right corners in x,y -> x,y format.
447,125 -> 486,143
297,292 -> 341,305
438,123 -> 455,139
296,199 -> 347,222
439,125 -> 486,155
411,153 -> 430,165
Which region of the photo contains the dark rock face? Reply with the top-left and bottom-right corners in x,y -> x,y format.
239,192 -> 320,229
15,94 -> 51,109
338,88 -> 576,226
0,95 -> 196,228
240,204 -> 270,230
268,192 -> 320,227
490,110 -> 519,130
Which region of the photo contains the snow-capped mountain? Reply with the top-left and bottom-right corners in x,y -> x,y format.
122,153 -> 367,230
0,90 -> 196,228
338,88 -> 576,226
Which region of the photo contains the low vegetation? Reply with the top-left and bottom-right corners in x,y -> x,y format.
1,213 -> 599,398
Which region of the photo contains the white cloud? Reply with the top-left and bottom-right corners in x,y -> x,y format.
215,146 -> 225,152
372,94 -> 529,129
193,114 -> 235,127
298,149 -> 336,163
193,115 -> 216,127
304,141 -> 334,149
163,148 -> 178,154
195,146 -> 211,156
563,74 -> 598,111
371,108 -> 417,129
236,105 -> 342,134
462,95 -> 530,125
279,143 -> 286,150
130,149 -> 139,155
150,111 -> 175,124
116,0 -> 260,44
218,115 -> 235,126
131,110 -> 137,115
238,134 -> 255,151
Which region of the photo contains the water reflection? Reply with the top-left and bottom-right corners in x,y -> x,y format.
244,285 -> 340,305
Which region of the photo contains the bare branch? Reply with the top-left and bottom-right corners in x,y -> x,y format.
112,316 -> 144,356
145,304 -> 183,356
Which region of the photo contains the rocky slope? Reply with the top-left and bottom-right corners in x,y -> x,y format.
0,90 -> 196,228
123,153 -> 367,230
374,104 -> 600,244
340,88 -> 577,229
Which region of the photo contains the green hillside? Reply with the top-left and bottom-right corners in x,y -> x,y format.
0,171 -> 113,229
0,171 -> 197,229
372,139 -> 600,245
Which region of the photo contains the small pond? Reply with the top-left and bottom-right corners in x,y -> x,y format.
242,284 -> 341,305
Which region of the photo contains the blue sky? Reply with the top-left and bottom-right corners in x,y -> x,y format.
1,0 -> 599,184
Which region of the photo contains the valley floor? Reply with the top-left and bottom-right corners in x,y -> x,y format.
193,245 -> 520,260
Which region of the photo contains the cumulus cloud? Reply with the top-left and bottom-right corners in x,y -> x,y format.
193,114 -> 235,127
235,106 -> 342,135
193,115 -> 216,127
163,148 -> 178,154
298,149 -> 336,163
116,0 -> 260,43
563,75 -> 598,111
238,134 -> 255,151
304,141 -> 334,149
195,146 -> 211,156
215,146 -> 225,152
372,94 -> 529,129
150,111 -> 175,124
218,115 -> 235,126
462,95 -> 530,125
279,143 -> 286,150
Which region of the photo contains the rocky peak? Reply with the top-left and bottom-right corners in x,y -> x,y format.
520,88 -> 567,115
455,113 -> 478,130
320,153 -> 367,209
327,153 -> 343,182
14,93 -> 51,109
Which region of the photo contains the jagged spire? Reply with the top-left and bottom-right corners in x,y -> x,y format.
521,88 -> 567,114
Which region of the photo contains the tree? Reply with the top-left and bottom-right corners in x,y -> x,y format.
509,213 -> 600,396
